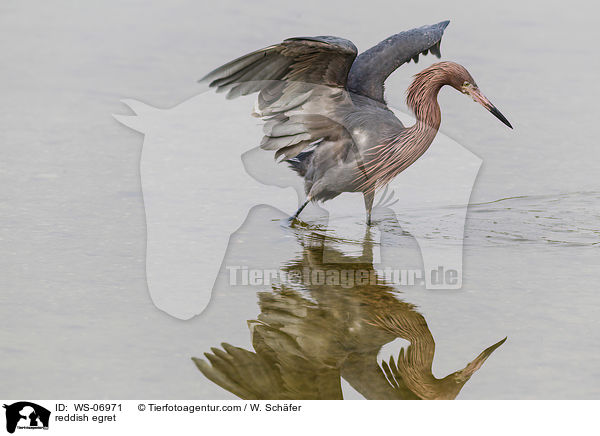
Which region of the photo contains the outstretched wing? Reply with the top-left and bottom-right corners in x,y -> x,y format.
200,36 -> 358,97
348,21 -> 450,102
201,37 -> 359,161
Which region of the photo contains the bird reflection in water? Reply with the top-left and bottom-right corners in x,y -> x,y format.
193,227 -> 505,400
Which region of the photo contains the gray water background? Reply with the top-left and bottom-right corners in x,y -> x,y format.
1,0 -> 599,398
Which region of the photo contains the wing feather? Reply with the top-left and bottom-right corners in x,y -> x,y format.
201,37 -> 359,161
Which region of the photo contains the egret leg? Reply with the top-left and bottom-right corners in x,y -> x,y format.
363,191 -> 374,225
289,199 -> 309,222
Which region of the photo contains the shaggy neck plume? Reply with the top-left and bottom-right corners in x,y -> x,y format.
405,69 -> 444,137
359,66 -> 448,193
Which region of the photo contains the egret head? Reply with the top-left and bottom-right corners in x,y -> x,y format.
410,62 -> 513,129
449,63 -> 513,129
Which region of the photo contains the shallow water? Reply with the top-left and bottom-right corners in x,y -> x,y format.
1,0 -> 599,399
466,192 -> 600,247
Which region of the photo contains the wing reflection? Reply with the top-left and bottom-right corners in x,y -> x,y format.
193,227 -> 505,400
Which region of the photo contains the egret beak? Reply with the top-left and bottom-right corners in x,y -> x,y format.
467,87 -> 513,129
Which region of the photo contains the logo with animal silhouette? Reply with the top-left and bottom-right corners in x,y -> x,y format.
114,21 -> 511,319
3,402 -> 50,433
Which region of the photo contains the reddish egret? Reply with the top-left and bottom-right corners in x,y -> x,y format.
201,21 -> 512,224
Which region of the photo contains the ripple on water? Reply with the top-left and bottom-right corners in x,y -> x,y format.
465,191 -> 600,247
276,192 -> 600,249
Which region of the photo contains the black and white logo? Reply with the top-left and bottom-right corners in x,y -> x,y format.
3,402 -> 50,433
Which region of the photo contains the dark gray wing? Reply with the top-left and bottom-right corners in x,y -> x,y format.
201,37 -> 359,161
348,21 -> 450,102
200,36 -> 357,97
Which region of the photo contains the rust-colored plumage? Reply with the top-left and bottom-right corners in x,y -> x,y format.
358,62 -> 478,194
